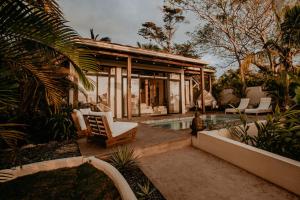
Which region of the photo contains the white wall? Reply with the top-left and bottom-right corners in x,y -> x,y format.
192,124 -> 300,195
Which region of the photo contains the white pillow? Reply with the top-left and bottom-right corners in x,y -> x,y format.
79,108 -> 91,115
73,109 -> 87,131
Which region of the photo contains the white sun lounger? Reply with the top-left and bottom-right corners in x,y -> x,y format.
225,98 -> 250,114
72,109 -> 138,147
245,97 -> 272,115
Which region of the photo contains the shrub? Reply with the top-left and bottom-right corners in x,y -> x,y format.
229,106 -> 300,161
46,110 -> 76,141
137,180 -> 156,200
108,145 -> 138,172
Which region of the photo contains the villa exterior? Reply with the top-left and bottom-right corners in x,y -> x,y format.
69,39 -> 215,119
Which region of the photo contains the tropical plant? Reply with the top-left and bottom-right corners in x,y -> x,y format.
108,145 -> 138,172
46,107 -> 76,141
264,5 -> 300,107
1,0 -> 98,113
230,105 -> 300,161
228,112 -> 255,145
137,180 -> 156,200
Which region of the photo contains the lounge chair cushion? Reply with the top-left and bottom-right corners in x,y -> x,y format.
244,108 -> 272,114
79,108 -> 91,115
110,122 -> 138,137
73,109 -> 87,131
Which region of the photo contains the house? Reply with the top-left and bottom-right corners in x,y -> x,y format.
69,39 -> 215,119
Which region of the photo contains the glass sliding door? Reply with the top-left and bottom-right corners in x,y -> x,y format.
169,81 -> 180,113
122,77 -> 140,116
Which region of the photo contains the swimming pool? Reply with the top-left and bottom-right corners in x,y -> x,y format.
144,115 -> 240,131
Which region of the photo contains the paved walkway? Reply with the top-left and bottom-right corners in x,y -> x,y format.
139,147 -> 299,200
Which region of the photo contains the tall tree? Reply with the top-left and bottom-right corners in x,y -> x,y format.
169,0 -> 276,89
138,5 -> 185,53
266,5 -> 300,107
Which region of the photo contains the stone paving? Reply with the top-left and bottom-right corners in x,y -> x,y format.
139,147 -> 299,200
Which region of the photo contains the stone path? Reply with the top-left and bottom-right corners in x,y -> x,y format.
139,147 -> 299,200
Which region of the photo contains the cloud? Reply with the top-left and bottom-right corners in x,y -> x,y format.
59,0 -> 198,45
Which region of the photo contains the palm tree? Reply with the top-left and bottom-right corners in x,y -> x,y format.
265,5 -> 300,107
0,0 -> 99,150
90,28 -> 111,42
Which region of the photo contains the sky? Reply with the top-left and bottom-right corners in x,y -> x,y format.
59,0 -> 224,75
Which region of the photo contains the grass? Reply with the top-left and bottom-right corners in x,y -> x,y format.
0,163 -> 120,200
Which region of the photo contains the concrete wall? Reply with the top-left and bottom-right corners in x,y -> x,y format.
220,86 -> 268,107
192,123 -> 300,195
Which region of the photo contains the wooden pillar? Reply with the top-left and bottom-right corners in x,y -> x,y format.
115,67 -> 122,118
180,71 -> 186,114
127,57 -> 132,119
108,68 -> 111,107
201,68 -> 205,114
189,79 -> 193,107
145,79 -> 149,105
209,74 -> 212,94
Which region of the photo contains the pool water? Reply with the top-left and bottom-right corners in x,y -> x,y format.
145,115 -> 240,131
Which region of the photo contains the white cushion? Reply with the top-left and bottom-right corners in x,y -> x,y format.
73,109 -> 87,131
110,122 -> 138,137
79,108 -> 91,115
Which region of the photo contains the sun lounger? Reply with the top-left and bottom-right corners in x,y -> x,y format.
225,98 -> 250,114
245,97 -> 272,115
72,109 -> 137,147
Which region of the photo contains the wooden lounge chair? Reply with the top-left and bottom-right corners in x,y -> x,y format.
225,98 -> 250,114
245,97 -> 272,115
72,109 -> 137,147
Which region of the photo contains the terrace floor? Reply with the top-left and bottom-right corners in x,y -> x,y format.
78,122 -> 191,158
139,146 -> 299,200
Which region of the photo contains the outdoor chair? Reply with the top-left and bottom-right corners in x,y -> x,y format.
197,90 -> 218,109
72,109 -> 137,147
225,98 -> 250,114
245,97 -> 272,116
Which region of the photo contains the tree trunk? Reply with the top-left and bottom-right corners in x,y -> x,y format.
238,59 -> 246,93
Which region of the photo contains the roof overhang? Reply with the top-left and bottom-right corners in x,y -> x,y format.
77,38 -> 211,68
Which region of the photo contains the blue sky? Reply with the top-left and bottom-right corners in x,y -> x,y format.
59,0 -> 224,75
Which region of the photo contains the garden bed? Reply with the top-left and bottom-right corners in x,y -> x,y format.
0,140 -> 81,170
0,163 -> 120,200
121,167 -> 165,200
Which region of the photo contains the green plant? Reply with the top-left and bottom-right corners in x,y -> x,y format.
254,106 -> 300,160
46,110 -> 76,141
137,180 -> 155,200
230,105 -> 300,161
228,113 -> 255,145
108,146 -> 138,172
